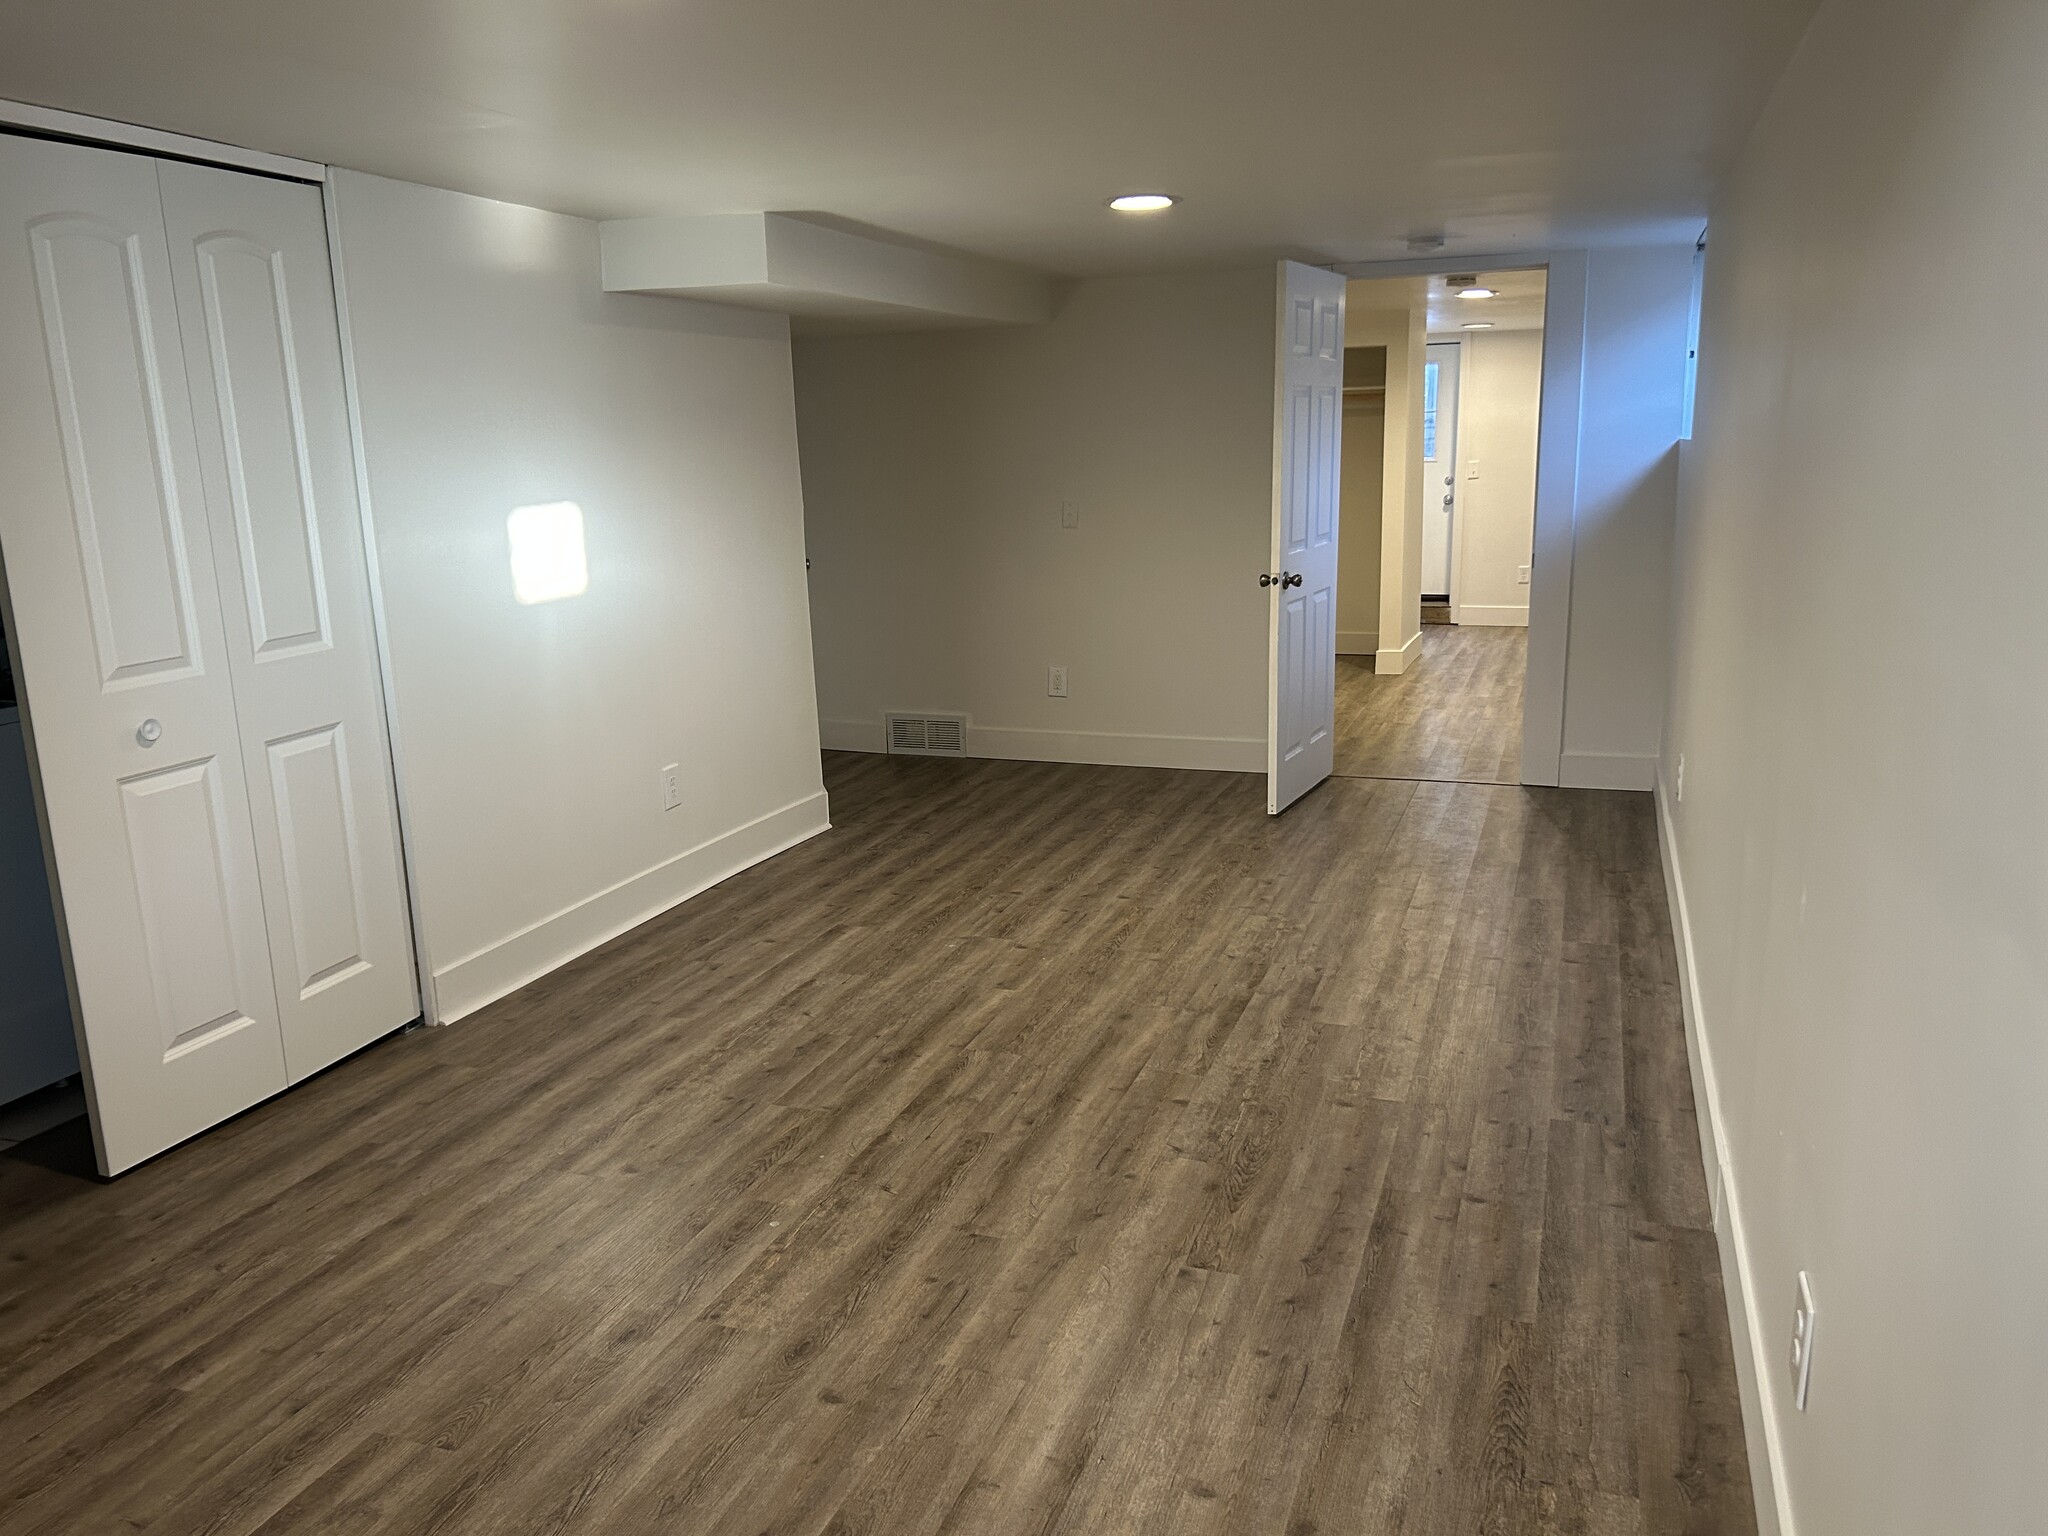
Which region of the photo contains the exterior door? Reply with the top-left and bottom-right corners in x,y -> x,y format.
159,161 -> 418,1081
1422,340 -> 1461,599
0,133 -> 288,1172
1266,261 -> 1345,815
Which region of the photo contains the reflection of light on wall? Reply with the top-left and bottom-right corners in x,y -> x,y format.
507,502 -> 588,604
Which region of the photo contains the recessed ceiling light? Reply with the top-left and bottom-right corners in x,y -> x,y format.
1462,321 -> 1494,329
1459,286 -> 1498,299
1108,193 -> 1177,213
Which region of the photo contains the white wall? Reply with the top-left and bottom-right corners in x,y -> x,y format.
1337,391 -> 1384,653
1661,2 -> 2048,1532
1440,328 -> 1540,626
1346,301 -> 1427,674
1555,244 -> 1695,790
794,268 -> 1274,772
329,171 -> 827,1023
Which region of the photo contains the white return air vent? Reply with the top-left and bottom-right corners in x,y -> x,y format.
885,713 -> 968,756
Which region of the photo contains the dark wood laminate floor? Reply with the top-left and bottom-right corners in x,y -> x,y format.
0,752 -> 1752,1536
1337,624 -> 1528,784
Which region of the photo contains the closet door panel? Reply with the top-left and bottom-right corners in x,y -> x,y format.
159,160 -> 418,1081
0,134 -> 288,1175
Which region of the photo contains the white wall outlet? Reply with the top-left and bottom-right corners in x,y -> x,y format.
1675,754 -> 1685,803
1047,665 -> 1069,698
1790,1271 -> 1817,1411
661,764 -> 681,812
1060,501 -> 1081,529
1517,564 -> 1531,585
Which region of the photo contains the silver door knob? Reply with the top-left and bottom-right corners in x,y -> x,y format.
136,718 -> 162,747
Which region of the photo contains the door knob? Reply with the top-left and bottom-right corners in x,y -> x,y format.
136,718 -> 162,748
1258,572 -> 1277,587
1281,572 -> 1304,589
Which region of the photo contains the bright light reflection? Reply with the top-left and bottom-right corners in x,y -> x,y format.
508,502 -> 588,604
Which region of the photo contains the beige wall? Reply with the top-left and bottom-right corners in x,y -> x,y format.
1443,328 -> 1541,625
795,268 -> 1274,771
1345,299 -> 1425,671
1662,2 -> 2048,1532
1337,391 -> 1384,652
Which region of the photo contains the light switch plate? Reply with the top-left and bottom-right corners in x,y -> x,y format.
1060,501 -> 1081,529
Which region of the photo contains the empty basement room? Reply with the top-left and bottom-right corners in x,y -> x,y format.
0,0 -> 2038,1533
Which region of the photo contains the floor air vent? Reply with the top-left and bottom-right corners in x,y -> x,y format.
886,713 -> 968,756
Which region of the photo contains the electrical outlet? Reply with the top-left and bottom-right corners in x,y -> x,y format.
1675,754 -> 1685,803
1060,501 -> 1081,530
1517,564 -> 1531,585
1047,665 -> 1069,698
661,764 -> 681,812
1790,1271 -> 1817,1411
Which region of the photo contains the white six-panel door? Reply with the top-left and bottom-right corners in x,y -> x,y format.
0,134 -> 289,1172
0,133 -> 417,1172
1267,261 -> 1345,815
158,160 -> 416,1082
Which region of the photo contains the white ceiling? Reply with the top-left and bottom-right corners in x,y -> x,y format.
1425,269 -> 1550,334
0,0 -> 1816,278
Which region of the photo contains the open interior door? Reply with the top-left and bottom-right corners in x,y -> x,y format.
1266,261 -> 1345,814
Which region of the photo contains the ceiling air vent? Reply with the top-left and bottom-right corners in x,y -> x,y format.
885,712 -> 968,756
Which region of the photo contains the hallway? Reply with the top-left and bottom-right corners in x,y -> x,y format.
1336,626 -> 1528,785
0,750 -> 1750,1535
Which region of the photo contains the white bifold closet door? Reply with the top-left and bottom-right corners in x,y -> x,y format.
0,133 -> 416,1175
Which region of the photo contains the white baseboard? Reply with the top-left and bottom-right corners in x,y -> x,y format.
968,725 -> 1262,773
1337,629 -> 1379,655
1375,630 -> 1423,675
1655,780 -> 1794,1536
819,717 -> 886,753
1453,602 -> 1529,627
819,716 -> 1262,773
432,789 -> 832,1024
1558,751 -> 1657,791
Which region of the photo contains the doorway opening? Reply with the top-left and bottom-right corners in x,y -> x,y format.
1331,267 -> 1547,785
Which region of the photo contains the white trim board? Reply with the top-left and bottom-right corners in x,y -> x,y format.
1375,630 -> 1423,676
818,718 -> 1263,774
971,725 -> 1260,773
322,173 -> 437,1026
1453,603 -> 1528,627
1558,751 -> 1656,791
0,97 -> 325,182
1655,780 -> 1796,1536
432,790 -> 831,1025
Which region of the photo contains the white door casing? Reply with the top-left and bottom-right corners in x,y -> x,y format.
159,160 -> 418,1081
1266,261 -> 1345,815
1422,340 -> 1461,599
0,133 -> 288,1172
